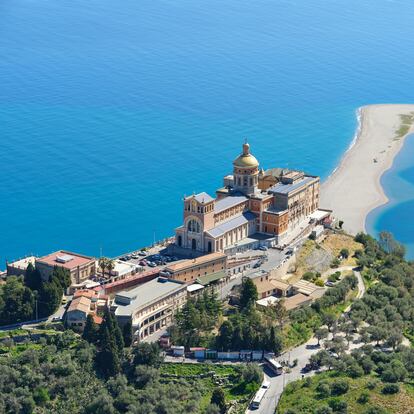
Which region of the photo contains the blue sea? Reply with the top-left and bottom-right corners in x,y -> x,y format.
2,0 -> 414,265
367,134 -> 414,258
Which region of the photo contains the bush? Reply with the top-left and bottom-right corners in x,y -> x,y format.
331,379 -> 349,396
303,377 -> 312,388
357,391 -> 370,404
316,382 -> 331,398
328,398 -> 347,412
240,364 -> 262,385
303,272 -> 315,282
315,279 -> 325,287
346,363 -> 364,378
331,258 -> 341,268
315,407 -> 333,414
364,407 -> 389,414
340,249 -> 349,259
382,383 -> 399,394
366,379 -> 378,390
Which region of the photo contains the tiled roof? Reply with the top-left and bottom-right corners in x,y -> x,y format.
36,250 -> 95,270
166,252 -> 226,273
283,294 -> 312,311
67,296 -> 91,314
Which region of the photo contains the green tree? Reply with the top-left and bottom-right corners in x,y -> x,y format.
24,263 -> 42,291
83,314 -> 99,343
38,279 -> 62,317
378,231 -> 405,258
322,312 -> 336,332
216,320 -> 234,351
96,326 -> 121,378
315,327 -> 329,346
98,257 -> 108,278
0,277 -> 35,325
340,248 -> 349,258
133,342 -> 161,367
106,259 -> 115,279
239,278 -> 258,309
122,320 -> 133,347
211,387 -> 226,414
272,299 -> 288,328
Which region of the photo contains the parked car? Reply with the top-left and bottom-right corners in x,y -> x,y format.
148,262 -> 157,267
259,246 -> 268,251
52,316 -> 62,322
139,260 -> 147,266
139,251 -> 147,257
325,281 -> 335,287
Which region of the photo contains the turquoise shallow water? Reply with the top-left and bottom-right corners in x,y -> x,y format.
2,0 -> 414,264
367,134 -> 414,258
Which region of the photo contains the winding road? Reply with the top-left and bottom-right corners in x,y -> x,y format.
246,268 -> 365,414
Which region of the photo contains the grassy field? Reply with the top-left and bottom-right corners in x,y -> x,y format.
320,233 -> 363,267
277,371 -> 414,414
160,363 -> 258,413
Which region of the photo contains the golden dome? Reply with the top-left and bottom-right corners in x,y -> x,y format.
233,142 -> 259,168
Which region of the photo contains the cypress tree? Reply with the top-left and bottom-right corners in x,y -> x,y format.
83,314 -> 98,343
211,387 -> 226,414
24,263 -> 42,291
96,325 -> 120,378
239,278 -> 258,310
122,320 -> 133,347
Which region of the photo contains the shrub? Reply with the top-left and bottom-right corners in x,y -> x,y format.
340,249 -> 349,259
346,363 -> 364,378
328,398 -> 347,412
315,407 -> 333,414
331,379 -> 349,396
366,379 -> 378,390
364,406 -> 389,414
331,258 -> 341,268
382,383 -> 399,394
315,279 -> 325,287
357,391 -> 370,404
316,382 -> 331,398
303,377 -> 312,388
240,363 -> 262,385
303,272 -> 315,281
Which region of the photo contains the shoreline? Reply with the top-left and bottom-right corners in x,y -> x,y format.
321,104 -> 414,235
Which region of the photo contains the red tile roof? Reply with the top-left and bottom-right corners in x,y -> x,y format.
73,289 -> 98,299
36,250 -> 95,271
92,315 -> 103,325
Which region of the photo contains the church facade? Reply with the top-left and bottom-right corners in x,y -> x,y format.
175,142 -> 320,253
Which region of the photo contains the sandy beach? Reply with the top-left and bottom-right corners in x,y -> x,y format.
321,104 -> 414,235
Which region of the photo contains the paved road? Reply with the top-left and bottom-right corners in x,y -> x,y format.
246,270 -> 365,414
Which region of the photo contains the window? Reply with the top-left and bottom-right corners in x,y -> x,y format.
187,219 -> 200,233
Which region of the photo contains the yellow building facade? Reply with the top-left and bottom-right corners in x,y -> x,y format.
175,142 -> 320,253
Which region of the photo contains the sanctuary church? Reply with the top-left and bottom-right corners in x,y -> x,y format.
175,142 -> 320,253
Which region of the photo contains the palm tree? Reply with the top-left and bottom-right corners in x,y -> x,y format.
106,259 -> 115,279
98,257 -> 108,279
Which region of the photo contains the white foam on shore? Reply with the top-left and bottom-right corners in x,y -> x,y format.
324,107 -> 362,181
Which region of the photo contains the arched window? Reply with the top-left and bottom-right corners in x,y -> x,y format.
187,219 -> 200,233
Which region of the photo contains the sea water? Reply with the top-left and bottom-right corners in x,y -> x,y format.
367,134 -> 414,258
2,0 -> 414,264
